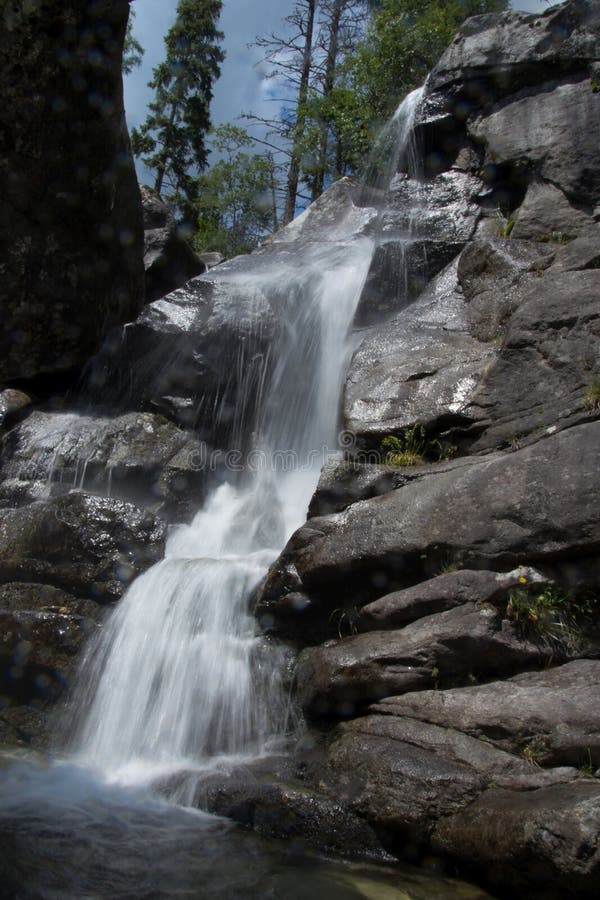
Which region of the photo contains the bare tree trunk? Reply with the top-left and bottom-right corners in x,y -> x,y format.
282,0 -> 316,226
311,0 -> 344,201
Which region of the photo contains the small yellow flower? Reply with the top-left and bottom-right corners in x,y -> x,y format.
519,576 -> 527,584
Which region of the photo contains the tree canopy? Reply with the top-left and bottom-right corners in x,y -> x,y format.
131,0 -> 224,222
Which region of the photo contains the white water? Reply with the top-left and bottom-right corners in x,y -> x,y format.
70,90 -> 423,786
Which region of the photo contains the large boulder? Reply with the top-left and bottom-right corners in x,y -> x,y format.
0,0 -> 144,384
0,492 -> 165,603
257,421 -> 600,627
141,185 -> 206,304
0,410 -> 207,521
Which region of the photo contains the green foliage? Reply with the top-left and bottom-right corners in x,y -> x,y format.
382,424 -> 428,466
583,380 -> 600,412
194,125 -> 277,257
131,0 -> 224,220
495,207 -> 515,238
539,231 -> 575,244
123,8 -> 144,76
506,583 -> 597,650
341,0 -> 509,151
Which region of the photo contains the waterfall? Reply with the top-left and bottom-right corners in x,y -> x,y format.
69,89 -> 424,787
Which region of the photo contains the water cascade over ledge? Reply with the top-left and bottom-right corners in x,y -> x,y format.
66,89 -> 425,788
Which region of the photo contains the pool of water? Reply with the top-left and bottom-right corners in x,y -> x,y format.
0,752 -> 492,900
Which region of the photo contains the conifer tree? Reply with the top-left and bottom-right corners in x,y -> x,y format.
131,0 -> 224,220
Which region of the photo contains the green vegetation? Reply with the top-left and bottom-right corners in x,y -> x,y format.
123,7 -> 144,75
382,424 -> 427,466
539,231 -> 575,245
194,126 -> 278,256
583,380 -> 600,412
330,606 -> 360,639
506,582 -> 597,651
131,0 -> 224,223
495,208 -> 515,238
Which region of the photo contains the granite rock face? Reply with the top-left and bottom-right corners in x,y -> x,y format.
0,0 -> 144,384
141,186 -> 206,304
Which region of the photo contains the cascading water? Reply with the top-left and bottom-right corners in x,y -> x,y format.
67,89 -> 425,787
0,87 -> 491,899
70,240 -> 372,782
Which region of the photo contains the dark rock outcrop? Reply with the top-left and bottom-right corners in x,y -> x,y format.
0,410 -> 207,521
0,492 -> 165,603
141,185 -> 206,304
0,0 -> 144,384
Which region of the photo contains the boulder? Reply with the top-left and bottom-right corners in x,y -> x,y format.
141,185 -> 205,304
468,78 -> 600,207
258,421 -> 600,623
345,260 -> 496,444
0,0 -> 144,384
0,410 -> 207,521
374,659 -> 600,768
0,390 -> 32,429
295,602 -> 584,719
0,492 -> 165,603
431,782 -> 600,898
359,566 -> 548,631
307,460 -> 406,518
324,713 -> 577,847
429,1 -> 600,96
466,268 -> 600,451
511,180 -> 594,241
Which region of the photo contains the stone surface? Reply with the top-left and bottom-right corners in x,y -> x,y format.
374,660 -> 600,768
466,268 -> 600,451
307,460 -> 406,518
432,782 -> 600,898
469,78 -> 600,206
259,421 -> 600,621
0,410 -> 206,521
429,1 -> 600,95
295,602 -> 581,719
0,492 -> 165,603
0,390 -> 32,429
511,179 -> 594,240
0,0 -> 144,383
324,713 -> 578,846
345,261 -> 495,443
141,185 -> 205,304
0,608 -> 95,707
359,566 -> 548,631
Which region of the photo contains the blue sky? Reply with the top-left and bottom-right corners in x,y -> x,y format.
126,0 -> 562,181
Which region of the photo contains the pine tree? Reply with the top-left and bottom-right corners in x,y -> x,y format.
123,6 -> 144,76
131,0 -> 224,221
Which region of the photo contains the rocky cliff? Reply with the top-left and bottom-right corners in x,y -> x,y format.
0,0 -> 599,896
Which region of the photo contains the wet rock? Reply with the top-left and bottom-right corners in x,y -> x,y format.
0,706 -> 50,751
0,609 -> 95,707
551,225 -> 600,272
0,390 -> 32,429
0,492 -> 166,603
259,421 -> 600,622
0,0 -> 144,383
345,260 -> 495,444
359,566 -> 548,631
0,410 -> 207,521
431,781 -> 600,899
354,170 -> 482,327
374,659 -> 600,769
456,238 -> 554,341
295,602 -> 579,719
0,583 -> 101,623
307,460 -> 405,518
141,185 -> 205,304
183,755 -> 383,858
